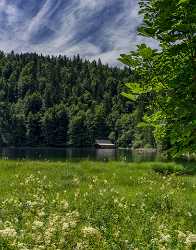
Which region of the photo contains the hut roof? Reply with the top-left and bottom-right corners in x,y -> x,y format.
95,140 -> 115,146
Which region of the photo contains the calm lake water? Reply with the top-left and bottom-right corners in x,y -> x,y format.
0,147 -> 161,162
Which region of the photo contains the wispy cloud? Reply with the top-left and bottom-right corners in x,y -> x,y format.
0,0 -> 158,65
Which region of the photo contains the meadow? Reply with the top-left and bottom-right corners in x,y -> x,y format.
0,160 -> 195,250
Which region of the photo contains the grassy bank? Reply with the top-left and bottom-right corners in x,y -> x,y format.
0,160 -> 196,249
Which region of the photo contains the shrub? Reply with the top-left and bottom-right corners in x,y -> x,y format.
151,162 -> 185,175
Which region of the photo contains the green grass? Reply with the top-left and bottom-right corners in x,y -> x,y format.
0,160 -> 196,249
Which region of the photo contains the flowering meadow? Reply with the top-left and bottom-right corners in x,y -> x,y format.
0,160 -> 195,249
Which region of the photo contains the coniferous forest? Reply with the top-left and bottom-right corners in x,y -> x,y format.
0,52 -> 155,148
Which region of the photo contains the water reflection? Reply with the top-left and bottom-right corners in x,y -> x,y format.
0,147 -> 160,162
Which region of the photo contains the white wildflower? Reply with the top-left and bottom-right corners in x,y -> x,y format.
32,220 -> 43,230
104,179 -> 108,184
177,230 -> 186,240
159,234 -> 171,243
61,200 -> 69,210
69,220 -> 77,228
81,226 -> 101,238
0,227 -> 17,238
26,200 -> 32,207
38,210 -> 45,217
185,233 -> 196,245
73,177 -> 80,185
17,243 -> 29,250
75,242 -> 88,249
62,222 -> 69,230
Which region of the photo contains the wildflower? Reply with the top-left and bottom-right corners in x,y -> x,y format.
61,200 -> 69,210
92,176 -> 98,183
69,220 -> 77,228
81,226 -> 101,239
26,200 -> 32,207
0,227 -> 17,238
75,190 -> 80,199
73,177 -> 80,185
124,203 -> 128,209
44,228 -> 53,243
83,192 -> 88,197
72,210 -> 80,218
4,221 -> 12,227
114,230 -> 120,237
38,210 -> 45,217
114,198 -> 118,204
62,222 -> 69,230
177,230 -> 186,240
159,224 -> 165,230
32,220 -> 44,230
150,215 -> 156,222
185,233 -> 196,245
159,234 -> 171,243
159,247 -> 167,250
118,203 -> 123,208
17,243 -> 29,250
75,242 -> 88,249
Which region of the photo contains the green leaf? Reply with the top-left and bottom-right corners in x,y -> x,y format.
178,0 -> 190,5
121,92 -> 138,101
125,82 -> 145,94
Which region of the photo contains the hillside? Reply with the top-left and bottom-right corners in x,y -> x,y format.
0,52 -> 154,147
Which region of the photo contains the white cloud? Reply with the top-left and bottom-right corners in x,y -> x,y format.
0,0 -> 158,65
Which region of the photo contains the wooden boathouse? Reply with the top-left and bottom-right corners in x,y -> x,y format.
95,140 -> 115,149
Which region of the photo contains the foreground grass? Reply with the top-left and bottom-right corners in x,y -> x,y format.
0,160 -> 195,250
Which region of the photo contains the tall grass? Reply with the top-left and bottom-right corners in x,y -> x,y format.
0,160 -> 195,249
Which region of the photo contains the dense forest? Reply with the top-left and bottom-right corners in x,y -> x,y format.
0,52 -> 155,148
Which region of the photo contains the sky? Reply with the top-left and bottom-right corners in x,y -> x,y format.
0,0 -> 157,66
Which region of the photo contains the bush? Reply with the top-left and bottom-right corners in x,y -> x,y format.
151,162 -> 185,175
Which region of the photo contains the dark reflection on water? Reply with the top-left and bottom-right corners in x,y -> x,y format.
0,147 -> 161,162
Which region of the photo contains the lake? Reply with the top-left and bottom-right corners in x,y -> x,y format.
0,147 -> 161,162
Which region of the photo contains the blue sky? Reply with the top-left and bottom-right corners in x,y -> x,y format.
0,0 -> 156,65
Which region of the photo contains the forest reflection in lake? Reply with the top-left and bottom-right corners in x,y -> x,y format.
0,147 -> 161,162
